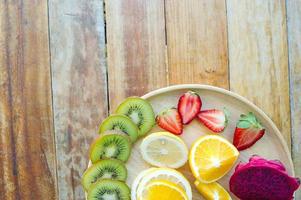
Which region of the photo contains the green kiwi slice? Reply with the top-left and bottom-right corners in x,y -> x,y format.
99,114 -> 138,143
82,159 -> 127,191
87,179 -> 130,200
115,97 -> 155,137
90,134 -> 131,163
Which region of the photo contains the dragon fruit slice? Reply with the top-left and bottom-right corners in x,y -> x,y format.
230,155 -> 300,200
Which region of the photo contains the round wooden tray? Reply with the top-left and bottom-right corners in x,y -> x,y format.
88,84 -> 294,200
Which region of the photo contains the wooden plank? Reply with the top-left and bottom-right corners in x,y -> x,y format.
0,1 -> 57,199
287,0 -> 301,198
165,0 -> 229,88
48,0 -> 108,199
106,0 -> 167,110
227,0 -> 291,147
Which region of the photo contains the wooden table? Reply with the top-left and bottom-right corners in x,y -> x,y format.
0,0 -> 300,199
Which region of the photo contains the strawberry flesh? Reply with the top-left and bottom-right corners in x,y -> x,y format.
156,108 -> 183,135
177,91 -> 202,124
233,112 -> 265,151
197,109 -> 228,133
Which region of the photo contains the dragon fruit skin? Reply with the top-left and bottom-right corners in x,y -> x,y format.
230,155 -> 300,200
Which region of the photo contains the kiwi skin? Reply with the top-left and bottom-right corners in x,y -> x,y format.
99,114 -> 138,143
87,179 -> 130,200
115,97 -> 155,137
89,134 -> 131,164
82,159 -> 127,191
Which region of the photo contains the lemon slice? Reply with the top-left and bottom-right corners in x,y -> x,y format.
131,168 -> 157,200
189,135 -> 239,183
139,179 -> 188,200
136,168 -> 192,200
140,132 -> 188,168
194,180 -> 232,200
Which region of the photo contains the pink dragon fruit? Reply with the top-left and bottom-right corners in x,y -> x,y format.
230,155 -> 300,200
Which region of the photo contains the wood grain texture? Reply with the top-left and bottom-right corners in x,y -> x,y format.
165,0 -> 229,88
106,0 -> 167,110
0,1 -> 57,199
48,0 -> 108,199
287,0 -> 301,198
227,0 -> 291,147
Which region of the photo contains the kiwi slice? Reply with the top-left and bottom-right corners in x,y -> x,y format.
87,179 -> 130,200
99,114 -> 138,143
116,97 -> 155,137
90,134 -> 131,163
82,159 -> 127,191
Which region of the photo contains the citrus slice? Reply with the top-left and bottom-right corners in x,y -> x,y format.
194,180 -> 232,200
139,179 -> 188,200
131,168 -> 157,200
189,135 -> 239,183
140,132 -> 188,168
136,168 -> 192,200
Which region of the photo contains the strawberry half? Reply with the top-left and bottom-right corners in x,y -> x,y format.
156,108 -> 183,135
233,112 -> 265,151
197,109 -> 228,133
177,91 -> 202,124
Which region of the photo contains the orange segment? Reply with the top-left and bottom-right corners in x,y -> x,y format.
139,179 -> 188,200
189,135 -> 239,183
194,180 -> 232,200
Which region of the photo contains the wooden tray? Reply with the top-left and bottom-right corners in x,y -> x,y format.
88,84 -> 294,200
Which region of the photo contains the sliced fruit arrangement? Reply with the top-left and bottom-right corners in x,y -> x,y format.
99,114 -> 139,143
82,96 -> 156,198
156,108 -> 183,135
230,155 -> 300,200
87,179 -> 130,200
233,112 -> 265,150
82,159 -> 127,191
194,180 -> 232,200
140,132 -> 188,168
132,168 -> 192,200
197,109 -> 228,133
90,133 -> 131,163
189,135 -> 239,183
116,97 -> 155,137
156,90 -> 230,135
177,91 -> 202,124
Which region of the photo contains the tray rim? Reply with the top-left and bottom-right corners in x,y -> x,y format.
141,84 -> 294,175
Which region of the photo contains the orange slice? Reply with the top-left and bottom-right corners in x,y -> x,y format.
189,135 -> 239,183
194,180 -> 232,200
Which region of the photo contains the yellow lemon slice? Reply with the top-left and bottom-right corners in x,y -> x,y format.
140,132 -> 188,168
139,179 -> 188,200
194,180 -> 232,200
131,168 -> 157,200
189,135 -> 239,183
136,168 -> 192,200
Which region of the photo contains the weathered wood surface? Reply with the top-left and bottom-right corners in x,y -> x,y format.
227,0 -> 291,147
0,1 -> 57,199
105,0 -> 168,110
165,0 -> 229,88
287,0 -> 301,198
48,0 -> 108,199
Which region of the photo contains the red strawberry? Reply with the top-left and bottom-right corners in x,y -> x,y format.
197,109 -> 228,133
177,91 -> 202,124
156,108 -> 183,135
233,112 -> 265,151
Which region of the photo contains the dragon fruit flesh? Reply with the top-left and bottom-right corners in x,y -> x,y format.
230,155 -> 300,200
